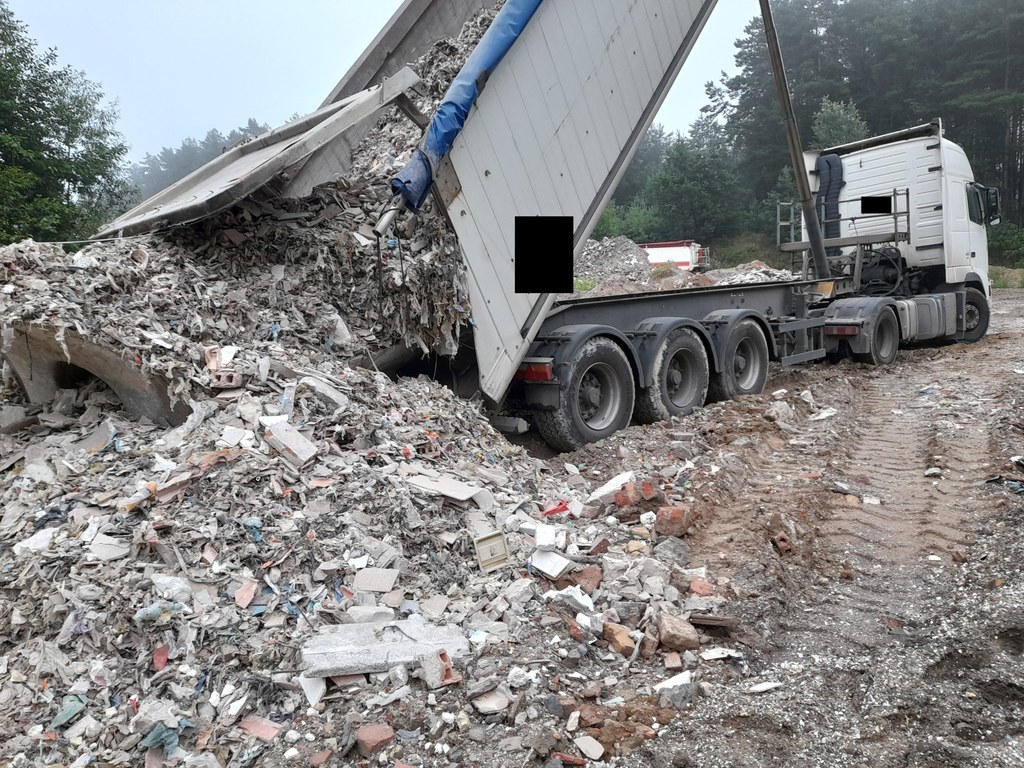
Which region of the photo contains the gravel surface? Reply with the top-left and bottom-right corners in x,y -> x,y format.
554,289 -> 1024,768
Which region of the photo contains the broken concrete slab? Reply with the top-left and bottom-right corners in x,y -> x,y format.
351,567 -> 399,593
529,549 -> 573,580
2,323 -> 191,426
301,614 -> 469,676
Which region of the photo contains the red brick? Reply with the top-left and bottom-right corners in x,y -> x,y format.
664,651 -> 683,671
578,703 -> 607,728
640,480 -> 662,501
355,723 -> 395,757
588,537 -> 611,556
603,622 -> 635,657
571,565 -> 603,595
654,505 -> 698,537
614,482 -> 641,509
689,578 -> 715,596
580,683 -> 602,699
310,750 -> 333,767
239,715 -> 282,742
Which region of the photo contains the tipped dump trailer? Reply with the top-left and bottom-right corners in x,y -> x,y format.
389,0 -> 1001,450
92,0 -> 1002,451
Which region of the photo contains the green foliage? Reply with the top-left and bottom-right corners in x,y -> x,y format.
128,118 -> 270,202
591,203 -> 622,240
612,123 -> 674,206
646,117 -> 743,243
0,0 -> 129,243
811,97 -> 869,149
711,235 -> 791,270
988,222 -> 1024,267
619,203 -> 659,243
573,277 -> 598,292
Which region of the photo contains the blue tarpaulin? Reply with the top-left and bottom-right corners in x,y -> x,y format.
391,0 -> 544,211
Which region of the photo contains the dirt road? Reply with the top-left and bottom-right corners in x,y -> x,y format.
594,289 -> 1024,767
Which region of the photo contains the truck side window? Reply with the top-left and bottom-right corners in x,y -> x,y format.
967,184 -> 984,225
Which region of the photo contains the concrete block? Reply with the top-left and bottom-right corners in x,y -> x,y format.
301,614 -> 470,676
264,421 -> 317,467
345,605 -> 395,623
351,567 -> 399,593
2,323 -> 190,426
419,649 -> 462,689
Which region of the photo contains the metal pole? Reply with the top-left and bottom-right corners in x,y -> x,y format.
758,0 -> 829,280
373,193 -> 405,238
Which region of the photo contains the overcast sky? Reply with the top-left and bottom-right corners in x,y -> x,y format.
7,0 -> 761,162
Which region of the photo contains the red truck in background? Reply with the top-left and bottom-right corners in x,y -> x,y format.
640,240 -> 710,271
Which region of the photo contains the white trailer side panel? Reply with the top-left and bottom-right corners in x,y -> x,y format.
442,0 -> 719,403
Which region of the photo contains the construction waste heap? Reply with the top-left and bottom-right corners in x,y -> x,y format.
0,6 -> 814,768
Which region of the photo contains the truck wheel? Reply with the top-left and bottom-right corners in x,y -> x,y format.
534,337 -> 635,452
635,328 -> 709,423
962,286 -> 990,343
855,307 -> 899,365
707,320 -> 769,401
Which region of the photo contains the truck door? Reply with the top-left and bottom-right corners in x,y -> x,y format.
944,175 -> 989,285
965,182 -> 990,282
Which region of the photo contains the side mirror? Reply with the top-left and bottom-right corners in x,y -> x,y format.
986,186 -> 1001,225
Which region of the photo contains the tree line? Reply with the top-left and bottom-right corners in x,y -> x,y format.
1,0 -> 1021,264
597,0 -> 1023,265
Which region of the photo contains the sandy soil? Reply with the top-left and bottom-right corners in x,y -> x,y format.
555,289 -> 1024,767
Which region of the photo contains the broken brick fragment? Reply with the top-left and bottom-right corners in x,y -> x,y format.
355,723 -> 395,757
614,482 -> 641,509
577,702 -> 607,728
658,613 -> 701,651
603,622 -> 635,656
655,505 -> 699,537
689,578 -> 715,596
571,564 -> 603,595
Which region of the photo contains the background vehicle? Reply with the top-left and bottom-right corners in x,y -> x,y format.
641,241 -> 710,272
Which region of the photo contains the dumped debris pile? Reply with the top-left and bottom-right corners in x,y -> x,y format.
573,236 -> 653,285
1,188 -> 464,390
572,240 -> 798,298
0,338 -> 789,766
705,261 -> 796,286
0,4 -> 767,764
350,3 -> 502,178
0,7 -> 513,412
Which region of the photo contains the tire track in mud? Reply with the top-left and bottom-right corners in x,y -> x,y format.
819,380 -> 989,569
675,294 -> 1024,766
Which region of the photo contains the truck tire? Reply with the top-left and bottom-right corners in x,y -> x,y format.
534,337 -> 635,452
707,320 -> 769,402
854,307 -> 899,365
961,286 -> 990,343
635,328 -> 709,423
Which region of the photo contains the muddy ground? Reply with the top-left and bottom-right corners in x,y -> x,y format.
2,291 -> 1021,768
547,289 -> 1024,767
